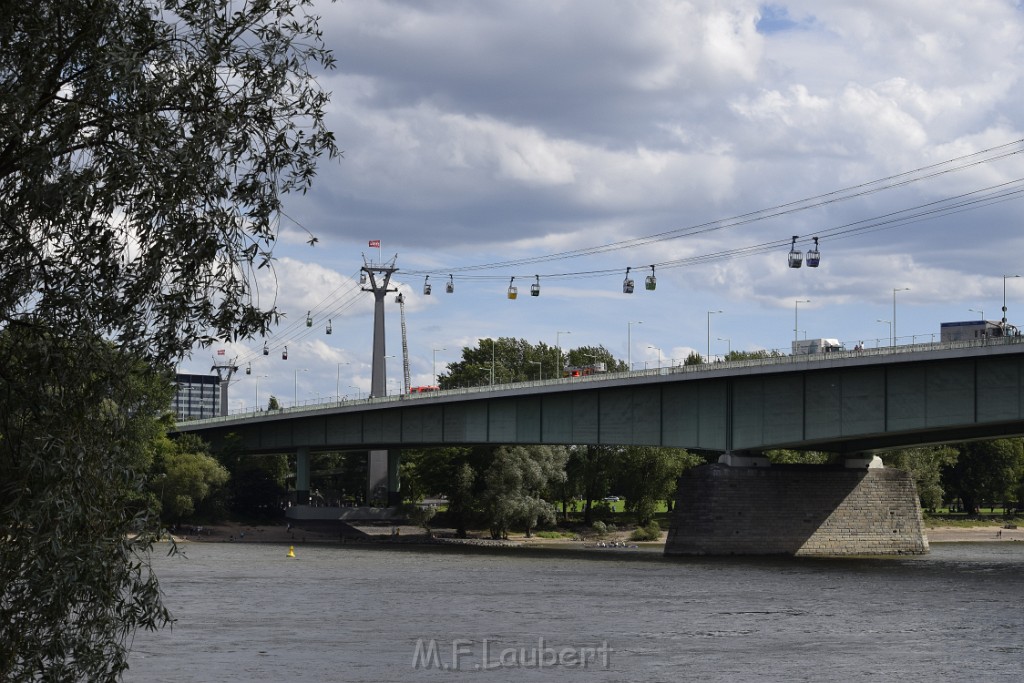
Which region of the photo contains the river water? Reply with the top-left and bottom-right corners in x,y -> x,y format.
125,542 -> 1023,682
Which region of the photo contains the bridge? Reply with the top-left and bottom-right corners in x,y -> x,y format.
176,336 -> 1024,555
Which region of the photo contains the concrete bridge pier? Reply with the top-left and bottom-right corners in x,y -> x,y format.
665,455 -> 928,557
295,446 -> 310,505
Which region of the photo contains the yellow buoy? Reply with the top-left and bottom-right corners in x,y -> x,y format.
287,545 -> 296,558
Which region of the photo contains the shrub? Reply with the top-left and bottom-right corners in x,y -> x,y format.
590,520 -> 608,537
629,520 -> 663,542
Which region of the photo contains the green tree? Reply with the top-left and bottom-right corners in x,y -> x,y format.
408,447 -> 490,537
482,445 -> 568,539
565,445 -> 617,524
764,449 -> 836,465
0,1 -> 337,678
614,447 -> 698,525
267,395 -> 282,411
943,439 -> 1024,514
683,351 -> 704,366
149,432 -> 230,522
884,446 -> 958,511
0,331 -> 173,681
565,345 -> 628,372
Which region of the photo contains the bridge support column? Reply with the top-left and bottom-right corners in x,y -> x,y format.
665,459 -> 928,556
387,449 -> 401,507
367,449 -> 388,506
295,446 -> 310,505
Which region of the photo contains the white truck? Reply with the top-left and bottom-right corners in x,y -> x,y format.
791,338 -> 845,355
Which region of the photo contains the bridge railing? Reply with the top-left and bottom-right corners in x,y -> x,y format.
177,334 -> 1024,427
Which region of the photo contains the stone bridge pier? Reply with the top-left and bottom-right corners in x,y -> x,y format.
665,455 -> 928,556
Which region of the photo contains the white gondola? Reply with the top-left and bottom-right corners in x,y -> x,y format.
788,236 -> 803,268
531,275 -> 540,297
645,265 -> 656,291
326,319 -> 332,335
246,362 -> 252,375
263,342 -> 269,356
507,276 -> 518,300
359,271 -> 368,285
446,274 -> 454,294
282,345 -> 288,360
423,275 -> 432,295
306,310 -> 312,327
623,267 -> 634,294
806,237 -> 820,268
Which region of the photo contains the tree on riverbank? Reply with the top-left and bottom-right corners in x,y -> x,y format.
0,0 -> 338,679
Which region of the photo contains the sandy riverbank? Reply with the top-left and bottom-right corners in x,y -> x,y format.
165,521 -> 1023,546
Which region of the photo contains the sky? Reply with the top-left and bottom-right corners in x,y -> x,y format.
180,0 -> 1024,411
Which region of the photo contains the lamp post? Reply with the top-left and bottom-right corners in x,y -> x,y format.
489,338 -> 496,387
336,362 -> 350,400
718,337 -> 731,358
648,345 -> 662,369
556,331 -> 570,375
969,308 -> 984,321
382,354 -> 394,395
293,368 -> 307,407
627,321 -> 643,370
348,385 -> 361,400
707,310 -> 722,362
877,319 -> 891,347
794,299 -> 810,343
254,374 -> 267,411
893,287 -> 909,346
531,360 -> 542,381
1003,274 -> 1020,328
432,347 -> 446,383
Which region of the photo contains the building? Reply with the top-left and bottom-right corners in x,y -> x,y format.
173,374 -> 222,420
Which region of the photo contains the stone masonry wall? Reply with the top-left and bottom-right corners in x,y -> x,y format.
665,464 -> 928,556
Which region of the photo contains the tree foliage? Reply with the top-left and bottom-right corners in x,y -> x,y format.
943,439 -> 1024,514
0,330 -> 173,681
884,446 -> 958,511
482,445 -> 568,539
0,0 -> 337,678
438,338 -> 627,388
614,447 -> 698,525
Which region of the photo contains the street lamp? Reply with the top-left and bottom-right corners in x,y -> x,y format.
293,368 -> 307,407
627,321 -> 643,370
648,345 -> 662,369
384,355 -> 394,395
718,337 -> 731,358
556,331 -> 570,374
432,347 -> 446,383
349,385 -> 361,400
893,287 -> 909,347
531,360 -> 542,381
254,374 -> 267,411
794,300 -> 810,343
336,362 -> 350,400
969,308 -> 984,321
877,319 -> 891,347
1003,274 -> 1020,328
707,310 -> 722,362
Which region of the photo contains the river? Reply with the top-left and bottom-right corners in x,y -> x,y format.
125,542 -> 1023,682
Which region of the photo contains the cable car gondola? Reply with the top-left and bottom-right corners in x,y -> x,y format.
645,265 -> 656,291
306,310 -> 312,327
507,277 -> 518,300
623,267 -> 634,294
806,237 -> 820,268
359,271 -> 368,285
263,342 -> 269,356
246,362 -> 251,375
531,275 -> 540,297
326,319 -> 332,335
423,275 -> 431,295
282,345 -> 288,361
446,274 -> 454,294
788,236 -> 803,268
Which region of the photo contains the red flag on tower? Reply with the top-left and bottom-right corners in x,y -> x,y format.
368,239 -> 380,248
